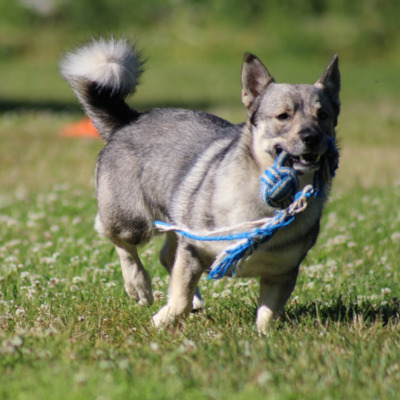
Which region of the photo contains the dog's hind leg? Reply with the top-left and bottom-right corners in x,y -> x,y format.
115,242 -> 154,306
159,231 -> 177,273
159,232 -> 204,311
153,242 -> 204,328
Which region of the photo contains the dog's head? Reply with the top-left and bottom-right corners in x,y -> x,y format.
241,53 -> 340,175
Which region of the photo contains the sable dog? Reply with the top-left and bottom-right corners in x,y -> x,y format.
61,38 -> 340,333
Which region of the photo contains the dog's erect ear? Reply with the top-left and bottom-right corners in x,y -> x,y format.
315,54 -> 340,115
241,53 -> 275,112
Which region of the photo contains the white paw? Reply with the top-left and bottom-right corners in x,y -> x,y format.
125,283 -> 154,306
138,296 -> 153,306
192,288 -> 204,311
256,307 -> 274,335
152,305 -> 174,329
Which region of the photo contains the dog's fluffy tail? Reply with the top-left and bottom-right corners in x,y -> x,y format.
60,38 -> 143,140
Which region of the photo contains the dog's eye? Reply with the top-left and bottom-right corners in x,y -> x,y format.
317,110 -> 328,121
276,112 -> 290,121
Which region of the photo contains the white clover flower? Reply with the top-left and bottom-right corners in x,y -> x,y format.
5,239 -> 21,248
49,277 -> 59,286
150,342 -> 160,352
153,290 -> 164,301
1,341 -> 16,354
50,225 -> 60,233
72,217 -> 83,225
152,276 -> 162,288
39,304 -> 49,313
10,336 -> 24,347
325,284 -> 332,292
179,339 -> 197,354
20,271 -> 31,280
15,307 -> 26,317
72,276 -> 82,284
391,232 -> 400,243
118,359 -> 130,370
221,289 -> 231,298
306,281 -> 315,289
256,371 -> 272,386
73,372 -> 87,385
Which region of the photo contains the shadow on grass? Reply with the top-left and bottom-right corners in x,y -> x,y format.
0,99 -> 81,113
0,99 -> 219,114
286,296 -> 400,326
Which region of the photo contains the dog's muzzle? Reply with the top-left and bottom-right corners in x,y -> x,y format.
274,146 -> 323,174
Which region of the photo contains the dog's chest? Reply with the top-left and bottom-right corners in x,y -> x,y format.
195,198 -> 322,278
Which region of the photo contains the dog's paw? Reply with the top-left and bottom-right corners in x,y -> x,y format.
125,283 -> 154,306
152,305 -> 174,329
192,287 -> 204,311
256,306 -> 274,335
138,295 -> 153,306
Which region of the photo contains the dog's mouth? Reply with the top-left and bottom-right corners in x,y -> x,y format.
275,147 -> 322,174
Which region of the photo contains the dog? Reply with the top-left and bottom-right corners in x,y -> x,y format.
60,38 -> 340,333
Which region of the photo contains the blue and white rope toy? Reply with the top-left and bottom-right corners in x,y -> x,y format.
259,152 -> 300,209
155,140 -> 339,279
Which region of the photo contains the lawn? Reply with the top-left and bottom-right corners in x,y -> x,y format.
1,6 -> 400,400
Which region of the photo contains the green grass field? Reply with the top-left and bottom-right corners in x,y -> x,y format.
1,6 -> 400,399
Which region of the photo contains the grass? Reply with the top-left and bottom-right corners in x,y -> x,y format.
1,11 -> 400,400
1,180 -> 399,399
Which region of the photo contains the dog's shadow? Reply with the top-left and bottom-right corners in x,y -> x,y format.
284,296 -> 400,326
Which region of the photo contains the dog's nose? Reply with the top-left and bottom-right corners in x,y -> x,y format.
299,129 -> 321,148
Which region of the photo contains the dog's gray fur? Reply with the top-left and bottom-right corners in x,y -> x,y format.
61,38 -> 340,333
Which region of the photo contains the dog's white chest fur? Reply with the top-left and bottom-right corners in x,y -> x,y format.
194,197 -> 323,278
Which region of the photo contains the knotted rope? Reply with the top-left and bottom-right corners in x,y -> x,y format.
259,152 -> 299,209
155,139 -> 338,279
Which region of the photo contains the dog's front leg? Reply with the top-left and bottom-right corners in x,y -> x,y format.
256,268 -> 299,334
159,232 -> 204,311
153,242 -> 203,329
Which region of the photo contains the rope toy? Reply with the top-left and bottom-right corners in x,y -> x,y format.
155,139 -> 338,279
259,152 -> 299,208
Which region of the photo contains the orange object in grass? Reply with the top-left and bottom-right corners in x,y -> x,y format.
60,117 -> 100,138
